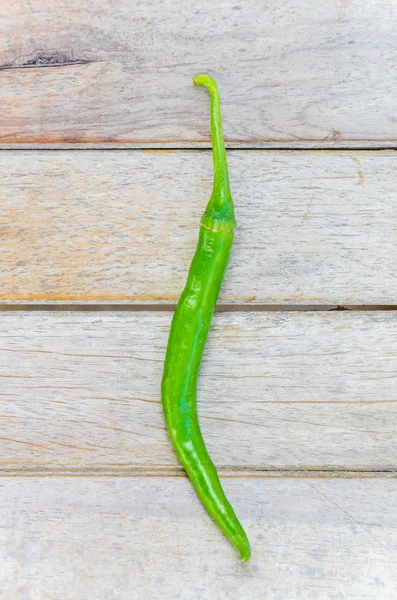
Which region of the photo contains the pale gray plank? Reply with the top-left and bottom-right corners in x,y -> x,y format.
1,312 -> 396,472
1,477 -> 397,599
1,150 -> 396,304
0,0 -> 396,144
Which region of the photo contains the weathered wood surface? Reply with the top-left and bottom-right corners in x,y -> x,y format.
0,0 -> 396,145
1,311 -> 396,473
1,477 -> 397,599
1,150 -> 396,304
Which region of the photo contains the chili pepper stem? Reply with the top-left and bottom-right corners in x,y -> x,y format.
194,75 -> 236,232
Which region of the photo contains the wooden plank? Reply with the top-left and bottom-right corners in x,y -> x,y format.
1,477 -> 397,599
1,150 -> 396,304
0,0 -> 396,145
1,311 -> 397,473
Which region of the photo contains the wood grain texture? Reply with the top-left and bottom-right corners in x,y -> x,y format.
1,477 -> 397,599
1,311 -> 396,473
0,0 -> 397,145
1,150 -> 396,304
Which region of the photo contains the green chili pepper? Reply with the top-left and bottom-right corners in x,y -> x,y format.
161,74 -> 251,562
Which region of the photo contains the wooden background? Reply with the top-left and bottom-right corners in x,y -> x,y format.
1,1 -> 396,598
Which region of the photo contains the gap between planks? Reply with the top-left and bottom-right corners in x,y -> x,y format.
0,143 -> 397,151
1,466 -> 396,479
0,304 -> 396,312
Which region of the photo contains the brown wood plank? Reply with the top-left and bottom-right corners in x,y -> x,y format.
1,477 -> 397,598
1,150 -> 396,304
1,311 -> 396,473
0,0 -> 396,144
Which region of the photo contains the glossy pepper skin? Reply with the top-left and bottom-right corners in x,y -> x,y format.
161,74 -> 251,561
